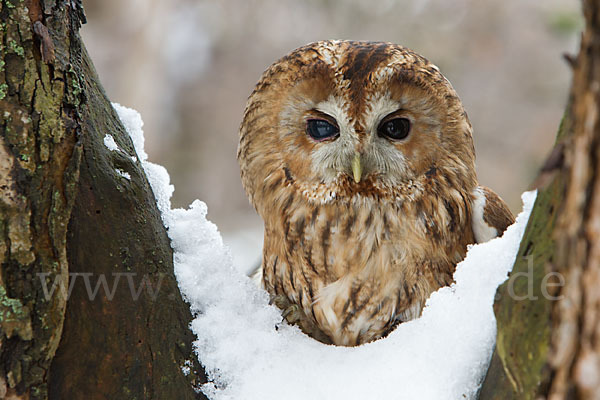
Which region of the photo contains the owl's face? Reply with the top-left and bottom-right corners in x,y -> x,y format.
239,41 -> 476,213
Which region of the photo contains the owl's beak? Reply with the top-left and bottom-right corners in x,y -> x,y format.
352,152 -> 362,183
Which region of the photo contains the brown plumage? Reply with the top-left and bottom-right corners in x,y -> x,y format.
238,41 -> 514,346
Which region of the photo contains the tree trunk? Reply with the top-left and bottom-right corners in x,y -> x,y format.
480,0 -> 600,398
0,1 -> 206,398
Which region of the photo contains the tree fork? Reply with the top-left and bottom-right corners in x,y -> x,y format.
0,0 -> 206,398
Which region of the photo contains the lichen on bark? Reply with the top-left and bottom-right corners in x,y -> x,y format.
478,110 -> 571,398
481,1 -> 600,397
2,0 -> 206,398
0,0 -> 83,397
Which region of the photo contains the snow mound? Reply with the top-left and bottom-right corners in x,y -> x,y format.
113,103 -> 537,400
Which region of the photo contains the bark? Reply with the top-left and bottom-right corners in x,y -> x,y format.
480,0 -> 600,398
0,1 -> 206,399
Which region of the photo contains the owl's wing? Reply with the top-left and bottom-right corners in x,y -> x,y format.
471,186 -> 515,243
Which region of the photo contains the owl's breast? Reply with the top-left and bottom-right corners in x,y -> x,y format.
262,189 -> 474,346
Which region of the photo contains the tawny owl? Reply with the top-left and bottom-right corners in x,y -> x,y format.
238,40 -> 514,346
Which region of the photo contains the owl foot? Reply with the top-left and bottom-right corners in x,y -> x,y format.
270,295 -> 332,344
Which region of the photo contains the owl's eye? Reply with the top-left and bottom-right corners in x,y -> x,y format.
378,118 -> 411,141
306,119 -> 340,141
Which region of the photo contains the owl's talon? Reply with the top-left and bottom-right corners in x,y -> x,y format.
270,295 -> 302,323
270,294 -> 332,344
270,294 -> 290,310
281,304 -> 302,323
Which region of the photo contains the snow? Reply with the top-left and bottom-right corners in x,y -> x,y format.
113,103 -> 537,400
103,134 -> 120,151
112,103 -> 173,212
115,169 -> 131,180
181,359 -> 193,377
103,132 -> 133,180
104,132 -> 137,164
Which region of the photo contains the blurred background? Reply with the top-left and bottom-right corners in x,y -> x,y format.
81,0 -> 580,272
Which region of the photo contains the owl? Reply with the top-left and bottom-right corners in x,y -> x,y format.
238,41 -> 514,346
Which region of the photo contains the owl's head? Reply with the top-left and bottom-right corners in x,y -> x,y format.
239,41 -> 476,215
